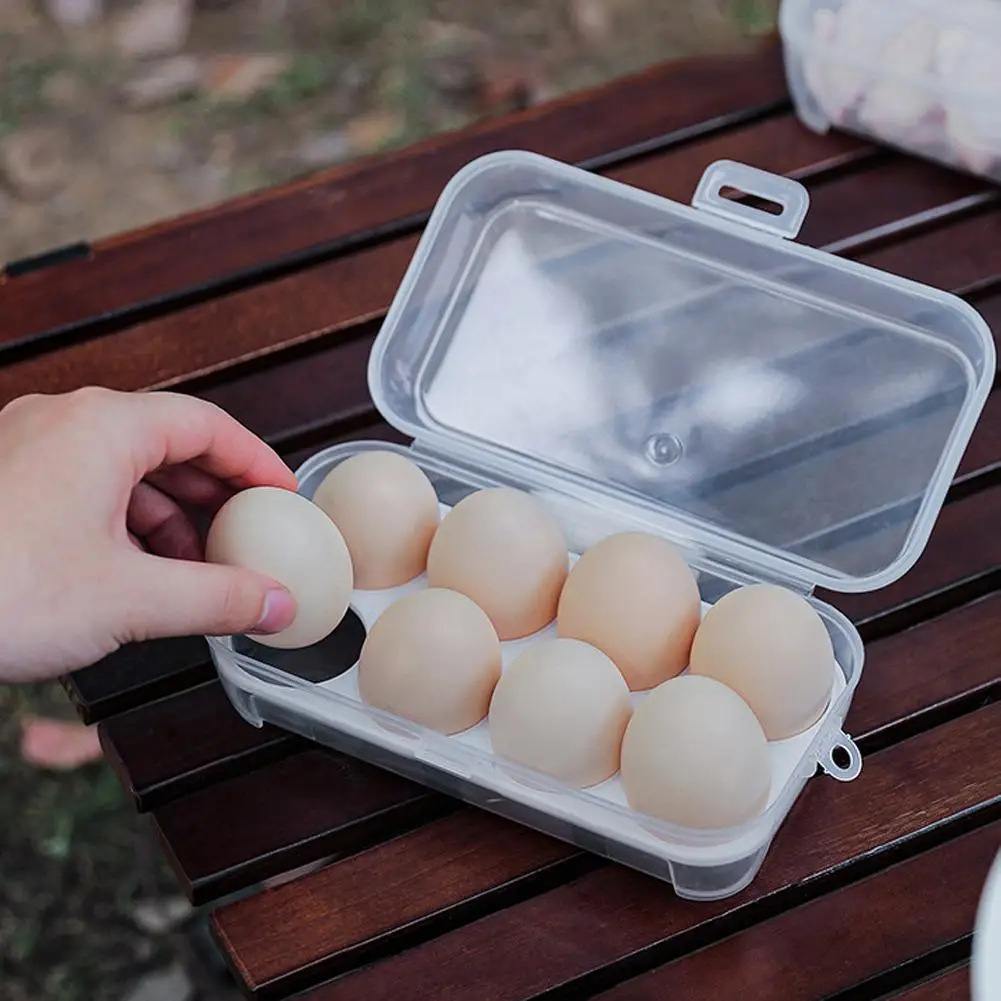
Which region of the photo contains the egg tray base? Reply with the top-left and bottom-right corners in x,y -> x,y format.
213,505 -> 851,900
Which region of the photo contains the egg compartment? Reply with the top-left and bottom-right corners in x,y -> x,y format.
210,440 -> 861,903
779,0 -> 1001,184
209,153 -> 992,901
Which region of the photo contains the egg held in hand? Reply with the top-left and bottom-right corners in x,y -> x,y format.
620,675 -> 771,831
313,450 -> 440,589
358,588 -> 502,735
205,486 -> 354,649
488,638 -> 632,788
688,584 -> 835,740
557,531 -> 701,691
427,488 -> 568,640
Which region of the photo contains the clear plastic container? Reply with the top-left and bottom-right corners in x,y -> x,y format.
973,845 -> 1001,1001
779,0 -> 1001,181
207,152 -> 995,901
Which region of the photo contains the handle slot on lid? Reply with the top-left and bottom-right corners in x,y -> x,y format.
692,160 -> 810,240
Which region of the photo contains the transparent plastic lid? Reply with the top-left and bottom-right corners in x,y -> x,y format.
369,152 -> 994,593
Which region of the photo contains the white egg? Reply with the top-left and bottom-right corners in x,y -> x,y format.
357,588 -> 502,735
620,675 -> 771,830
206,486 -> 353,649
488,638 -> 632,788
688,584 -> 835,740
556,532 -> 701,691
426,488 -> 568,640
313,450 -> 440,589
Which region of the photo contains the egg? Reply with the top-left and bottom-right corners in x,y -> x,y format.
556,532 -> 701,691
206,486 -> 353,649
357,588 -> 501,734
620,675 -> 771,830
426,488 -> 568,640
488,638 -> 632,788
688,584 -> 835,740
313,450 -> 440,589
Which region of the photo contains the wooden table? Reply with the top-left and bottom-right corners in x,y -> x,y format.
5,36 -> 999,1001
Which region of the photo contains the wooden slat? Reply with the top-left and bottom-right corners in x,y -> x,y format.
0,41 -> 789,348
213,811 -> 587,1000
958,389 -> 1001,481
152,749 -> 454,904
98,682 -> 305,811
213,701 -> 1001,1000
61,636 -> 210,724
848,590 -> 1001,744
0,235 -> 420,408
197,327 -> 378,446
858,208 -> 1001,289
826,484 -> 1001,631
890,966 -> 970,1001
589,826 -> 993,1001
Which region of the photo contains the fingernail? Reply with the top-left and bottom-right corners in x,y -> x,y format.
253,588 -> 296,634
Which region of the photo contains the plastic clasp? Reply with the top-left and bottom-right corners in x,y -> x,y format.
818,732 -> 863,783
692,160 -> 810,240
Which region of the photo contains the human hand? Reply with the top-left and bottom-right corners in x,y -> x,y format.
0,387 -> 298,684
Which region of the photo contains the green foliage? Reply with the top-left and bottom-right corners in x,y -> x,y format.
730,0 -> 778,35
0,51 -> 57,136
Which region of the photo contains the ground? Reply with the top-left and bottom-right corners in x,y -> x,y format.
0,0 -> 777,264
0,1 -> 778,998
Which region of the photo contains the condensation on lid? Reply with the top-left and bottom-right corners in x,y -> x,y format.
368,151 -> 995,593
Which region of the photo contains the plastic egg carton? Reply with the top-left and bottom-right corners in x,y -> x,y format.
210,441 -> 862,902
779,0 -> 1001,181
207,152 -> 993,902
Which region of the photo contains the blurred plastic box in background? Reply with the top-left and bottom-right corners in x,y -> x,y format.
780,0 -> 1001,181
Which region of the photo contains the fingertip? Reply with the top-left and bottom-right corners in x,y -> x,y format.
250,586 -> 298,635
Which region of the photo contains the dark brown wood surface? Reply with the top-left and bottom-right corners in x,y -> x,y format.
590,823 -> 995,1001
7,36 -> 997,1001
892,967 -> 971,1001
211,701 -> 1001,999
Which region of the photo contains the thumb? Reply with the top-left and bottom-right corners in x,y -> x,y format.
118,554 -> 297,641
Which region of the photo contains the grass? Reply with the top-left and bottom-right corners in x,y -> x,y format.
0,683 -> 182,1001
729,0 -> 779,34
0,46 -> 58,137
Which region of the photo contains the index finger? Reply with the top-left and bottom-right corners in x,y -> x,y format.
126,391 -> 297,490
